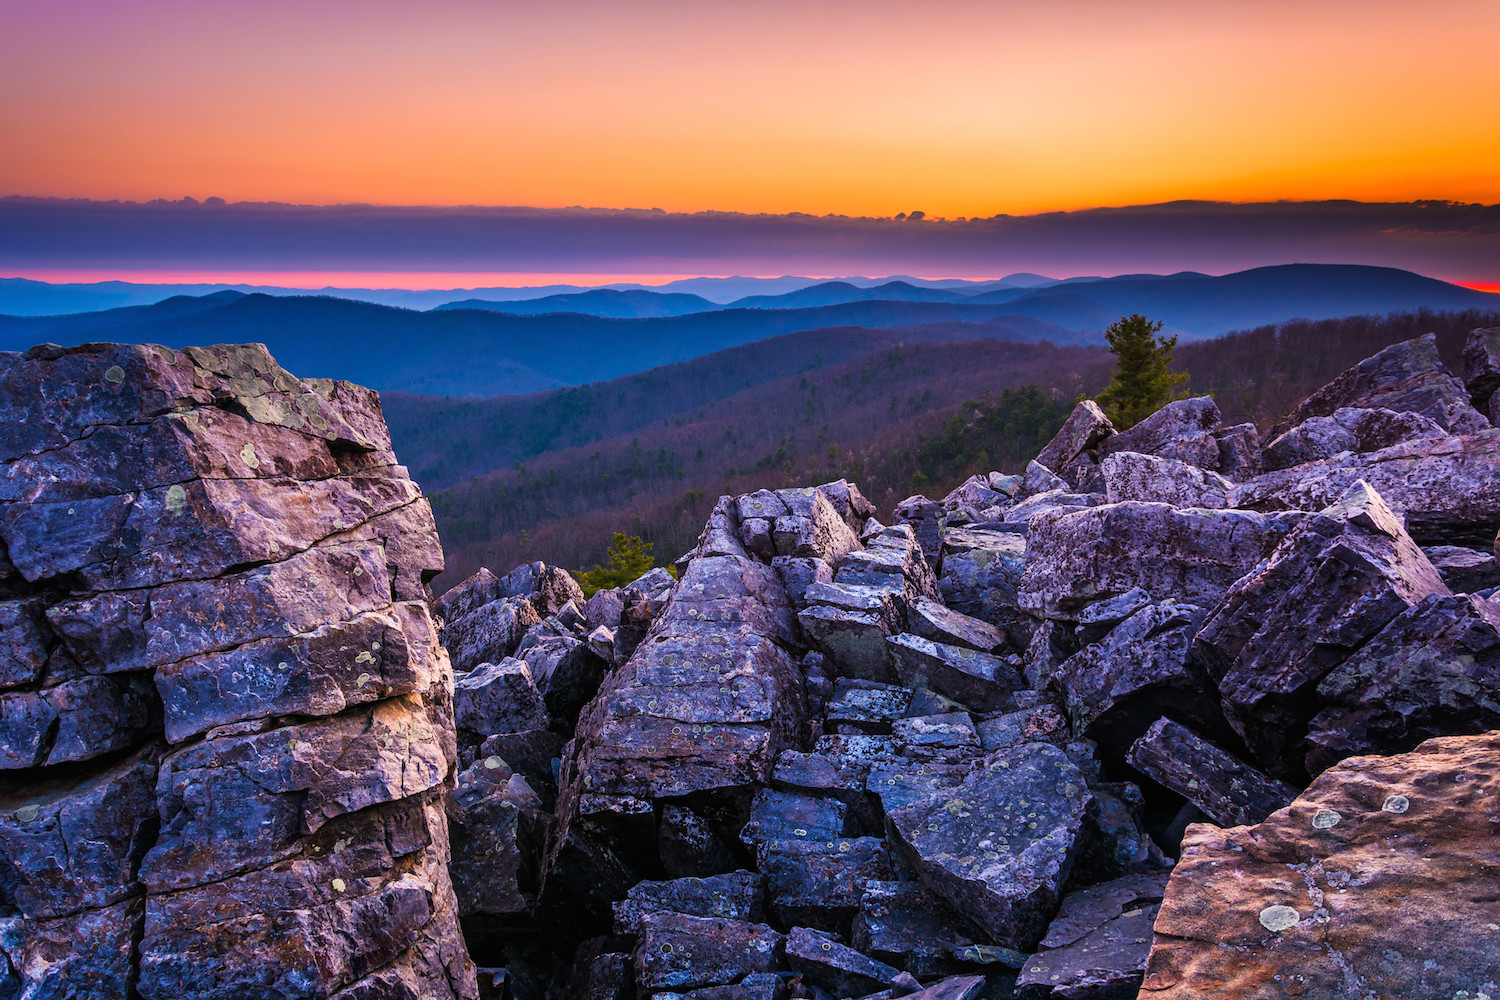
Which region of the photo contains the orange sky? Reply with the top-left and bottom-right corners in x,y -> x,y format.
3,0 -> 1498,217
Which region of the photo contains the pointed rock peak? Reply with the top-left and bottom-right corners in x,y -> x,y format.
1323,478 -> 1407,539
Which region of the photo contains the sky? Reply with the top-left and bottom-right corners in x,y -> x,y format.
3,0 -> 1499,283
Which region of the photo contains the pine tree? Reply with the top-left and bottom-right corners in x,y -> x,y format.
1095,314 -> 1190,428
577,532 -> 659,596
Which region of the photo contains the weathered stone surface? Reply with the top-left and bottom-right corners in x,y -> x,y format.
1020,502 -> 1296,620
936,526 -> 1028,644
632,913 -> 784,994
886,633 -> 1023,713
1233,426 -> 1500,547
454,657 -> 550,741
1051,602 -> 1213,757
838,524 -> 940,604
1262,405 -> 1447,471
1018,895 -> 1161,1000
772,555 -> 833,608
1464,326 -> 1500,415
887,742 -> 1091,949
799,582 -> 904,684
1035,400 -> 1115,488
1127,718 -> 1298,828
976,703 -> 1070,752
449,756 -> 545,917
1022,460 -> 1069,495
740,788 -> 849,848
1102,396 -> 1222,469
434,567 -> 502,625
0,342 -> 474,1000
786,925 -> 900,997
1196,480 -> 1450,774
1213,421 -> 1261,480
518,632 -> 607,719
1423,543 -> 1500,593
758,836 -> 891,929
1100,451 -> 1231,508
905,596 -> 1008,654
891,497 -> 945,574
1305,592 -> 1500,772
1285,332 -> 1489,435
892,712 -> 981,763
0,673 -> 158,768
0,746 -> 160,919
612,871 -> 764,935
852,880 -> 987,977
825,678 -> 911,730
442,596 -> 541,674
1142,730 -> 1500,999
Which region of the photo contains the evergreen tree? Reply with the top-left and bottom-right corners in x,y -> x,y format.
1095,314 -> 1190,428
577,532 -> 659,596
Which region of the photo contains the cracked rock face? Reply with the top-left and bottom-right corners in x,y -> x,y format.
0,342 -> 475,1000
1142,731 -> 1500,1000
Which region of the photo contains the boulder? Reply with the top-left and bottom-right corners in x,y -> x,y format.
1100,452 -> 1232,508
1304,592 -> 1500,772
1035,400 -> 1116,488
886,633 -> 1024,713
1126,717 -> 1299,828
632,913 -> 784,995
454,658 -> 550,742
905,596 -> 1009,654
1195,480 -> 1450,775
936,526 -> 1028,646
1423,544 -> 1500,593
434,568 -> 502,625
758,837 -> 891,929
1021,461 -> 1069,495
1283,332 -> 1489,435
449,756 -> 546,917
837,524 -> 940,605
786,926 -> 900,997
891,497 -> 946,574
1018,871 -> 1170,1000
1262,405 -> 1447,470
852,880 -> 988,978
1051,602 -> 1214,759
611,871 -> 764,935
1019,502 -> 1297,620
1141,731 -> 1500,999
1102,396 -> 1223,469
1463,326 -> 1500,422
886,742 -> 1092,949
441,596 -> 541,674
799,582 -> 905,684
1212,422 -> 1261,481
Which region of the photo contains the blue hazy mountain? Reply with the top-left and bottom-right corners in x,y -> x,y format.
439,287 -> 719,318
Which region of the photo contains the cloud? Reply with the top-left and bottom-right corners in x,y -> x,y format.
2,197 -> 1498,281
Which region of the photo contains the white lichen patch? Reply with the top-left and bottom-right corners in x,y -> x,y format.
239,442 -> 261,469
1382,794 -> 1410,814
1311,809 -> 1341,830
164,483 -> 189,515
1259,904 -> 1301,932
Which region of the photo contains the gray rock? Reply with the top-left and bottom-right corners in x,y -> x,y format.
442,596 -> 541,674
1196,480 -> 1450,774
786,926 -> 900,997
1035,400 -> 1116,488
891,497 -> 946,574
937,525 -> 1028,646
449,756 -> 546,917
1285,332 -> 1489,435
1463,326 -> 1500,415
1263,405 -> 1447,471
852,880 -> 987,978
434,568 -> 502,625
826,678 -> 912,731
1127,717 -> 1299,828
1022,461 -> 1069,495
1019,873 -> 1168,999
799,582 -> 905,684
886,633 -> 1024,713
1423,544 -> 1500,593
1213,422 -> 1261,480
612,871 -> 764,935
906,596 -> 1008,654
1020,502 -> 1296,620
758,836 -> 891,929
632,913 -> 784,994
892,712 -> 982,763
1305,592 -> 1500,772
1100,452 -> 1232,508
454,658 -> 550,740
887,742 -> 1092,949
1102,396 -> 1222,469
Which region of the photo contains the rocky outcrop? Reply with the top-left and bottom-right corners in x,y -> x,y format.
0,343 -> 475,999
1142,731 -> 1500,999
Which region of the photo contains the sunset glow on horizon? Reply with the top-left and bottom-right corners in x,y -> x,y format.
4,0 -> 1499,219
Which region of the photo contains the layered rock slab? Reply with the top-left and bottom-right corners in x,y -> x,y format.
1142,730 -> 1500,999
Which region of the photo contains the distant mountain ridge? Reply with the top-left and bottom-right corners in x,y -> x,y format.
1,264 -> 1494,396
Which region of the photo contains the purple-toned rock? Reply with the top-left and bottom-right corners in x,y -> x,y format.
1195,480 -> 1449,774
518,632 -> 607,719
1100,452 -> 1231,508
799,582 -> 905,684
1020,502 -> 1296,620
772,555 -> 834,608
787,926 -> 901,997
0,598 -> 48,689
0,674 -> 157,768
1102,396 -> 1222,469
1213,421 -> 1261,480
838,524 -> 940,604
433,567 -> 502,625
454,658 -> 550,742
1127,717 -> 1298,828
1035,400 -> 1116,488
1018,872 -> 1170,1000
1284,332 -> 1489,435
1423,544 -> 1500,593
773,490 -> 863,564
943,474 -> 1008,514
825,678 -> 911,731
1262,405 -> 1447,471
887,742 -> 1092,949
632,913 -> 784,994
852,880 -> 988,978
441,595 -> 541,674
886,633 -> 1024,713
1022,460 -> 1069,495
976,702 -> 1070,752
612,871 -> 764,935
892,712 -> 981,763
892,497 -> 946,573
1051,602 -> 1214,757
1464,326 -> 1500,422
906,596 -> 1008,654
1305,592 -> 1500,772
449,755 -> 546,917
936,526 -> 1028,646
1141,731 -> 1500,1000
0,898 -> 142,1000
758,836 -> 891,929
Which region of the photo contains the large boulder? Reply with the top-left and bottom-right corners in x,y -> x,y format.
1142,731 -> 1500,999
1304,592 -> 1500,772
1100,452 -> 1232,508
886,742 -> 1092,949
1101,396 -> 1223,469
1463,326 -> 1500,422
1019,502 -> 1297,620
1035,400 -> 1116,489
1261,406 -> 1447,471
1195,480 -> 1450,776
